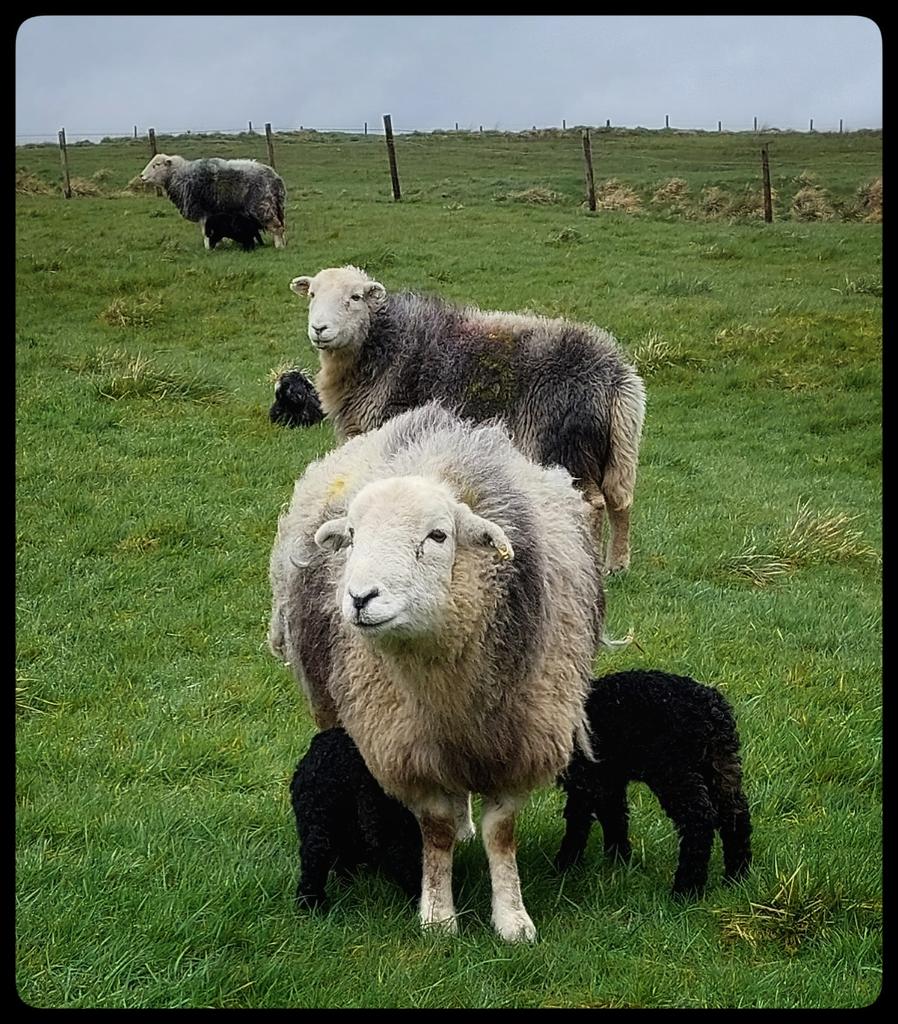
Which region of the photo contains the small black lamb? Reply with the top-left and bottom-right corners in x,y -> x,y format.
204,211 -> 264,251
290,727 -> 422,910
269,368 -> 325,427
556,670 -> 752,897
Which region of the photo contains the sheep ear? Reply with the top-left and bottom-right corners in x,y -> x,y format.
363,280 -> 386,309
314,517 -> 351,551
287,536 -> 316,569
290,276 -> 313,296
454,503 -> 514,561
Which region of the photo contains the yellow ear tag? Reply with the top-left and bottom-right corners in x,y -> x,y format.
495,544 -> 513,561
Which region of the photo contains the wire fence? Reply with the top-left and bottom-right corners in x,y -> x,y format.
15,117 -> 874,146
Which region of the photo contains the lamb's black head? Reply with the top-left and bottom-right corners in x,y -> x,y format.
269,369 -> 325,427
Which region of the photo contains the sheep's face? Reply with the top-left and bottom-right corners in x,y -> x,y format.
139,154 -> 180,184
289,266 -> 386,352
315,475 -> 514,641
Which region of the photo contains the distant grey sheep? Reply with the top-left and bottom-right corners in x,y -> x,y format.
288,265 -> 646,572
269,368 -> 325,427
204,211 -> 264,251
140,154 -> 286,249
268,403 -> 604,941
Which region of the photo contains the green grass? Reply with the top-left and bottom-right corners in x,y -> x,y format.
16,131 -> 881,1008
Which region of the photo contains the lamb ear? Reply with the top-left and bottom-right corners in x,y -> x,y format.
454,503 -> 515,561
314,517 -> 351,551
363,280 -> 386,309
290,276 -> 313,296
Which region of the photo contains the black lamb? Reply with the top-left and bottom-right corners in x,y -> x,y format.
269,367 -> 325,427
290,727 -> 422,910
204,211 -> 264,251
556,669 -> 752,897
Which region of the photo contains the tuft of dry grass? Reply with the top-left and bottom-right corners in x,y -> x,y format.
717,499 -> 878,586
715,864 -> 880,956
494,186 -> 564,205
68,177 -> 104,198
651,177 -> 690,206
595,178 -> 642,213
547,227 -> 584,245
777,499 -> 878,566
698,186 -> 729,217
629,332 -> 685,374
68,347 -> 228,404
16,170 -> 55,195
856,176 -> 882,222
791,185 -> 835,221
99,294 -> 163,329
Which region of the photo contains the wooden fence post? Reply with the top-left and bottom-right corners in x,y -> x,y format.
581,129 -> 596,212
606,119 -> 611,128
248,120 -> 253,134
265,123 -> 276,170
839,118 -> 843,133
665,114 -> 669,128
58,129 -> 72,199
562,119 -> 566,130
809,118 -> 814,132
718,120 -> 722,132
760,143 -> 773,224
383,114 -> 401,201
133,125 -> 137,140
455,122 -> 459,131
148,127 -> 162,196
753,116 -> 758,132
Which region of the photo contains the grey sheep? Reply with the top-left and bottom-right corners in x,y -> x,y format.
288,265 -> 646,572
140,154 -> 286,249
268,403 -> 604,941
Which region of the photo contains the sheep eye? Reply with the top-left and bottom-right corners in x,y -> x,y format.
427,530 -> 447,543
308,291 -> 315,298
348,527 -> 354,542
351,294 -> 362,301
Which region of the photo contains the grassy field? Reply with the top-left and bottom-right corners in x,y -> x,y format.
16,130 -> 881,1008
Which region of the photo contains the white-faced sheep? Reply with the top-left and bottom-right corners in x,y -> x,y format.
268,403 -> 604,941
288,266 -> 646,573
140,154 -> 286,249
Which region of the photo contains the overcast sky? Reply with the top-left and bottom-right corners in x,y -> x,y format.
16,15 -> 882,142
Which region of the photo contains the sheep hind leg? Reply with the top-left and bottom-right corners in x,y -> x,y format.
414,797 -> 458,934
200,218 -> 211,250
452,793 -> 476,843
581,481 -> 608,574
601,455 -> 637,574
482,795 -> 536,942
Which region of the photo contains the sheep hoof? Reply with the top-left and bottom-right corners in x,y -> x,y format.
493,909 -> 537,943
421,914 -> 459,935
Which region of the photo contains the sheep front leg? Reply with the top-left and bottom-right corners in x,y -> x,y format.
413,795 -> 458,934
200,218 -> 210,250
482,795 -> 536,942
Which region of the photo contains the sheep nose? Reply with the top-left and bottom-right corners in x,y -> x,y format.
312,323 -> 328,335
350,587 -> 379,611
